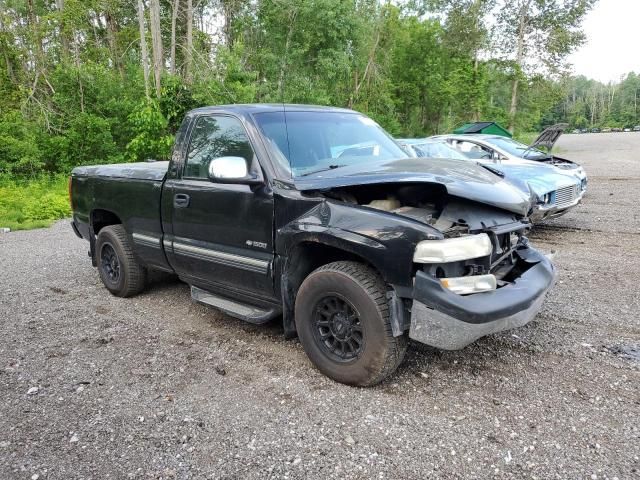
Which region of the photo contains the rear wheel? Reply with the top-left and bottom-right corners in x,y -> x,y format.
295,261 -> 407,386
96,225 -> 146,297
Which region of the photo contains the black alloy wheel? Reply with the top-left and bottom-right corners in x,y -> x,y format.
100,242 -> 121,286
295,261 -> 408,386
95,224 -> 147,297
312,295 -> 364,361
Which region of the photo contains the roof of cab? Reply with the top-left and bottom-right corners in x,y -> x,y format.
187,103 -> 357,116
452,121 -> 512,138
431,133 -> 510,141
397,138 -> 442,145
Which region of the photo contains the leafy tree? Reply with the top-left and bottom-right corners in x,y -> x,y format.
0,0 -> 632,183
126,101 -> 174,161
493,0 -> 596,131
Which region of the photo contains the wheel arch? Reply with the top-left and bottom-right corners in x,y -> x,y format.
89,209 -> 123,266
94,223 -> 147,297
292,259 -> 408,386
91,208 -> 122,233
279,237 -> 388,338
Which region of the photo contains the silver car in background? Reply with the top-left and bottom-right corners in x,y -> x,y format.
398,137 -> 586,222
431,134 -> 587,183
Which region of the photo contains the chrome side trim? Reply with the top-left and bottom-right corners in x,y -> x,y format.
172,241 -> 270,274
132,232 -> 161,249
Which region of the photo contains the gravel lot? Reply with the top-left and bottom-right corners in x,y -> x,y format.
1,132 -> 639,479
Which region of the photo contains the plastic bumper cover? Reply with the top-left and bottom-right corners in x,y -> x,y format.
409,248 -> 557,350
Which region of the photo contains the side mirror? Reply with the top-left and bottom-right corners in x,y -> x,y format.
207,156 -> 262,185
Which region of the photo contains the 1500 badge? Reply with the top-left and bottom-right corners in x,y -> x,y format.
246,240 -> 267,249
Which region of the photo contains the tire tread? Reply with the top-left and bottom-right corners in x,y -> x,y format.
97,225 -> 146,297
303,261 -> 407,386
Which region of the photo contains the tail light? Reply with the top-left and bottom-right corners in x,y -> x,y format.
68,176 -> 74,210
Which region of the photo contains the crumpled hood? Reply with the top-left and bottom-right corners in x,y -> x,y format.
294,157 -> 532,216
488,161 -> 581,197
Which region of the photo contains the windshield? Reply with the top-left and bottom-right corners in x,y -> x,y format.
484,137 -> 548,159
253,111 -> 408,177
412,142 -> 468,160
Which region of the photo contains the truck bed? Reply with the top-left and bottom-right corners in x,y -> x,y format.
72,161 -> 169,181
70,161 -> 171,272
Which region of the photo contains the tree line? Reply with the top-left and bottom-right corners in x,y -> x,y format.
2,0 -> 627,178
551,74 -> 640,129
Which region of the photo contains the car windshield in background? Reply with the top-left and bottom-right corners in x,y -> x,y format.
413,142 -> 468,160
484,137 -> 549,160
253,111 -> 408,177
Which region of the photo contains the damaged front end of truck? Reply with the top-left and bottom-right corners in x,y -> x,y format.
277,157 -> 557,350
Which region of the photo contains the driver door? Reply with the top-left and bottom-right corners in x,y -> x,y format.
164,114 -> 275,301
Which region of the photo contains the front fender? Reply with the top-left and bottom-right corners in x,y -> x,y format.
277,200 -> 442,286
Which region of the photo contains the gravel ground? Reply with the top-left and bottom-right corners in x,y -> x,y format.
1,132 -> 639,480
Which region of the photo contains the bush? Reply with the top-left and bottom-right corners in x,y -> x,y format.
22,190 -> 71,221
0,111 -> 44,175
64,113 -> 119,167
160,75 -> 199,133
0,176 -> 71,230
125,101 -> 174,162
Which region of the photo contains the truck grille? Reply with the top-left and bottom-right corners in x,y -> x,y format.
555,184 -> 580,208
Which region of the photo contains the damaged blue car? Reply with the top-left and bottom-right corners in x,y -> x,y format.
398,137 -> 586,222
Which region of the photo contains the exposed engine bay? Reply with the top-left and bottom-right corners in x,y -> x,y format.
539,156 -> 580,170
320,182 -> 526,235
319,182 -> 532,282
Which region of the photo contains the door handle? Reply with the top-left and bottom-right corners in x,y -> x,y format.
174,193 -> 190,208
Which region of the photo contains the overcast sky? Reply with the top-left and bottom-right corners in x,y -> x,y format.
568,0 -> 640,83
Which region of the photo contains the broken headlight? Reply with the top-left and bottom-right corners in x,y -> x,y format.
535,192 -> 552,205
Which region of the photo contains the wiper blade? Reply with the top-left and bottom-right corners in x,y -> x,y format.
526,153 -> 552,161
521,144 -> 550,160
478,163 -> 504,177
299,164 -> 346,177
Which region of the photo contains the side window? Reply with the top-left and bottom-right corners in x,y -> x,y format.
413,146 -> 427,157
452,140 -> 492,159
170,116 -> 191,166
184,116 -> 255,179
493,149 -> 509,160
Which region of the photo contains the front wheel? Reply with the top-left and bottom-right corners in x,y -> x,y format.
295,261 -> 407,386
95,225 -> 146,297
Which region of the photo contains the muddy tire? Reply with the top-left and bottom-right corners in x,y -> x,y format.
295,261 -> 407,386
95,225 -> 146,298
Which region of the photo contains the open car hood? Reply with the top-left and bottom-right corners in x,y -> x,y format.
531,123 -> 568,151
294,157 -> 532,216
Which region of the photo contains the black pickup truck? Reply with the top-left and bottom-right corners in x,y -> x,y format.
70,104 -> 556,386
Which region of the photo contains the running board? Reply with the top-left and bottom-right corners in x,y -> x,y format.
190,286 -> 280,325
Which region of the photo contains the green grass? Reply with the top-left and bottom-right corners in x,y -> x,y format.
0,175 -> 71,231
514,131 -> 566,153
513,132 -> 538,145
